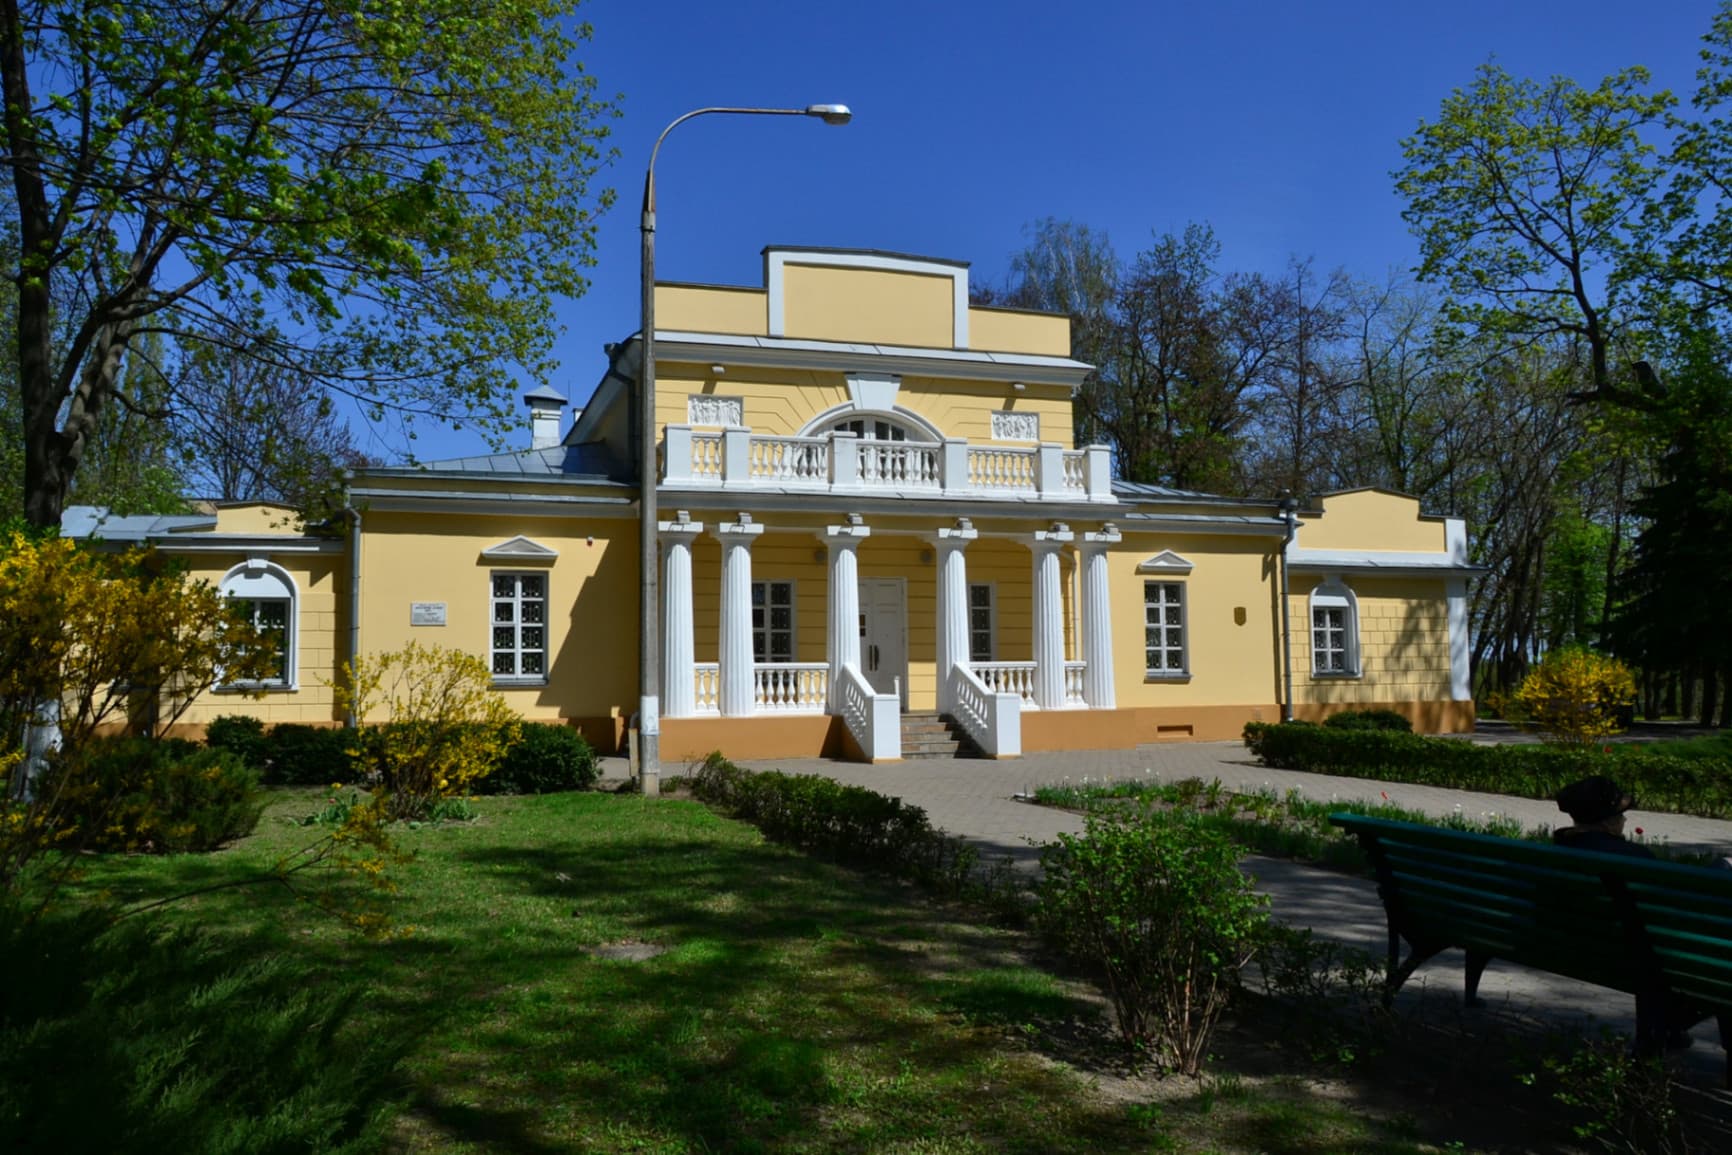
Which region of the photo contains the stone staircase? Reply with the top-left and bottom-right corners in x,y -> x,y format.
900,712 -> 983,759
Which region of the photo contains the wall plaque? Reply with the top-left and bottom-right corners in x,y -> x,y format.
410,602 -> 447,627
991,410 -> 1040,441
687,395 -> 743,427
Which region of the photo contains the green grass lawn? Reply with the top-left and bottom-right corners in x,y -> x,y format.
43,789 -> 1482,1153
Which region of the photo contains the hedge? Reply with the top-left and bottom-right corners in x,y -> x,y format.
689,753 -> 985,894
1243,722 -> 1732,818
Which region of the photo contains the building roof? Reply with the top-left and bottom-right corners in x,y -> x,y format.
1110,480 -> 1222,501
393,442 -> 622,480
60,506 -> 217,540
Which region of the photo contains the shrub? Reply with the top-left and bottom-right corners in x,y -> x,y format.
1036,804 -> 1268,1074
203,714 -> 269,772
1322,709 -> 1413,733
690,753 -> 995,899
53,737 -> 263,853
1512,648 -> 1637,745
261,724 -> 359,787
1243,722 -> 1732,818
335,643 -> 520,821
0,905 -> 402,1152
482,723 -> 597,794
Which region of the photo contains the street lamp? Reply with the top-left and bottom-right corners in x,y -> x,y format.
636,103 -> 852,796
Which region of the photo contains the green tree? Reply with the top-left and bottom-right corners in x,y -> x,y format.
65,333 -> 188,516
1,0 -> 619,529
1394,61 -> 1672,407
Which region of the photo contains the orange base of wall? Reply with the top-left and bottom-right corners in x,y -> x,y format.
659,714 -> 850,764
1291,699 -> 1476,734
1021,704 -> 1282,750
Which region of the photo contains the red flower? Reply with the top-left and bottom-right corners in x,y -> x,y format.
1603,746 -> 1613,754
1635,827 -> 1645,836
1380,791 -> 1389,800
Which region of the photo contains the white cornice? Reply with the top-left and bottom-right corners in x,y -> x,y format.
653,331 -> 1090,386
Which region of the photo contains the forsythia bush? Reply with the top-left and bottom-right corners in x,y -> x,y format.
335,643 -> 520,821
1512,648 -> 1637,745
0,532 -> 273,893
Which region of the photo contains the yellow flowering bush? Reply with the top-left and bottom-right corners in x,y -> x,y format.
1512,648 -> 1637,746
0,531 -> 274,892
333,642 -> 520,822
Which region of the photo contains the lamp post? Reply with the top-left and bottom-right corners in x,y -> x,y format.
1277,492 -> 1300,723
636,103 -> 852,796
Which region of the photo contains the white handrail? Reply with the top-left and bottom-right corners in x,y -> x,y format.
753,662 -> 828,712
967,445 -> 1039,492
947,662 -> 1020,757
858,440 -> 940,487
692,663 -> 720,714
973,661 -> 1037,706
1061,451 -> 1087,491
837,664 -> 900,760
1063,660 -> 1087,707
690,433 -> 724,479
748,434 -> 830,484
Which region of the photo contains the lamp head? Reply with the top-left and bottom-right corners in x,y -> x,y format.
806,103 -> 853,126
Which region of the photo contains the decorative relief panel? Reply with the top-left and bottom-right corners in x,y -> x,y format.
687,395 -> 743,427
991,410 -> 1040,442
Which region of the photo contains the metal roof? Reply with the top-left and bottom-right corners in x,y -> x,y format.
60,506 -> 217,541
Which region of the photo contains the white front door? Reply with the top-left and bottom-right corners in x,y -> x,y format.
860,578 -> 907,708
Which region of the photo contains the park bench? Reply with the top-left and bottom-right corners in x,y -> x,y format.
1328,813 -> 1732,1082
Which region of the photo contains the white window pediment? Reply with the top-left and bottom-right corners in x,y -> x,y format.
1136,550 -> 1194,575
480,535 -> 559,562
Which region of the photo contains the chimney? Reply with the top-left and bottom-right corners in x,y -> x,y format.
523,385 -> 567,450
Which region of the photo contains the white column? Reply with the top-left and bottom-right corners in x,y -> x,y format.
659,514 -> 704,718
716,514 -> 764,716
933,518 -> 978,712
1030,523 -> 1073,710
1080,524 -> 1121,709
826,515 -> 870,708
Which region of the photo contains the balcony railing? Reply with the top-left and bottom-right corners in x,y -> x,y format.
663,427 -> 1113,502
689,661 -> 827,715
973,660 -> 1089,710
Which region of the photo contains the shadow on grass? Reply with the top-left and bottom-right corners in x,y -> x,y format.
40,792 -> 1568,1153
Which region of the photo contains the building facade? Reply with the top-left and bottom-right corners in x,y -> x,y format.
65,247 -> 1477,759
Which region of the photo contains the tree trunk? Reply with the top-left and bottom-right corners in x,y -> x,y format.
1701,670 -> 1719,729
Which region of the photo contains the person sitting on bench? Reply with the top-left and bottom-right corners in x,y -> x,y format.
1552,775 -> 1652,859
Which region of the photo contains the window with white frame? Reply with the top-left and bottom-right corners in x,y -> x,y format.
219,561 -> 296,688
1310,579 -> 1360,677
968,583 -> 994,662
491,572 -> 547,680
752,581 -> 795,663
1144,581 -> 1187,676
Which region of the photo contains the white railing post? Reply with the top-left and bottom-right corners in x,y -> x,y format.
1035,442 -> 1065,497
1085,444 -> 1113,500
830,431 -> 859,489
941,438 -> 969,495
947,663 -> 1020,757
715,514 -> 763,715
663,425 -> 694,483
826,515 -> 869,711
659,512 -> 704,718
721,426 -> 751,486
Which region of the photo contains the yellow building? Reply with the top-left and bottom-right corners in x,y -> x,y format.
64,247 -> 1477,759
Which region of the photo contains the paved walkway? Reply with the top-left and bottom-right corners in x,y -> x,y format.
713,742 -> 1732,1076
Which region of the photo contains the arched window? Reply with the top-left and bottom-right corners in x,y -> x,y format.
823,414 -> 930,443
219,560 -> 297,688
1309,578 -> 1360,678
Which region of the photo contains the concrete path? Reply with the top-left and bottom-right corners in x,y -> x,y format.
716,742 -> 1732,1074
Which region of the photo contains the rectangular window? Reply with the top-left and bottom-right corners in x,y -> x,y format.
232,598 -> 289,685
1144,582 -> 1187,676
1313,606 -> 1348,674
752,581 -> 794,663
968,583 -> 994,663
491,572 -> 547,680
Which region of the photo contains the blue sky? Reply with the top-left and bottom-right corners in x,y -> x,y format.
398,0 -> 1723,461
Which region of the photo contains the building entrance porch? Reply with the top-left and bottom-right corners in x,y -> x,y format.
655,511 -> 1122,762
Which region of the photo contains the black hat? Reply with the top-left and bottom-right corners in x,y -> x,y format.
1556,776 -> 1635,825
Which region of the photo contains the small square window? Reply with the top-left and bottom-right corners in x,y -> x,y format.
1143,582 -> 1186,677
